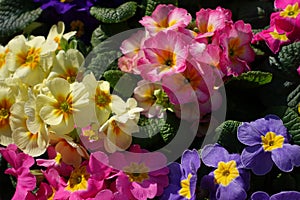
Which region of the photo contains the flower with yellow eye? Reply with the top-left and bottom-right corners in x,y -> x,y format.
0,45 -> 10,79
46,21 -> 76,51
201,144 -> 250,200
6,35 -> 57,86
238,115 -> 300,175
47,49 -> 84,83
37,78 -> 90,135
0,82 -> 18,146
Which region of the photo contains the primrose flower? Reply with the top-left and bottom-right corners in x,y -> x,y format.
275,0 -> 300,19
237,115 -> 300,175
218,21 -> 255,76
138,30 -> 189,82
0,82 -> 18,146
251,191 -> 300,200
0,144 -> 36,200
196,6 -> 232,39
37,78 -> 90,134
6,35 -> 57,86
200,144 -> 250,200
133,80 -> 166,118
109,145 -> 169,200
139,4 -> 191,35
47,49 -> 84,82
160,149 -> 201,200
46,21 -> 76,51
9,101 -> 49,157
0,45 -> 10,79
55,151 -> 112,199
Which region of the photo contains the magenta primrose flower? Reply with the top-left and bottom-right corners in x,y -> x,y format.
200,144 -> 250,200
160,149 -> 201,200
0,144 -> 36,200
238,115 -> 300,175
251,191 -> 300,200
109,145 -> 169,200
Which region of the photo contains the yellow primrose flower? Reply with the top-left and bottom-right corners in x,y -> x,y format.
47,49 -> 84,83
100,115 -> 139,153
82,73 -> 125,127
6,35 -> 58,86
0,45 -> 11,80
9,101 -> 49,157
37,78 -> 90,135
46,21 -> 76,51
0,82 -> 18,146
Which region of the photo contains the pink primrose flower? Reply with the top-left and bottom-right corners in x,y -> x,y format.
218,21 -> 255,76
196,6 -> 232,39
139,4 -> 191,35
109,145 -> 169,200
0,144 -> 36,200
138,30 -> 189,82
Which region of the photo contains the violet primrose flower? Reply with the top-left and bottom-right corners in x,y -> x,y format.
200,144 -> 250,200
160,149 -> 201,200
251,191 -> 300,200
237,115 -> 300,175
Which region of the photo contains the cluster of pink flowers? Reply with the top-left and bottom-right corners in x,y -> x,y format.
119,4 -> 255,122
253,0 -> 300,54
0,144 -> 169,200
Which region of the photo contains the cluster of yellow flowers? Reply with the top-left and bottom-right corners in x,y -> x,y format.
0,22 -> 143,157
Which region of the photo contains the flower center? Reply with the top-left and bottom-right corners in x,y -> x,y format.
214,160 -> 239,186
54,153 -> 62,165
280,3 -> 300,18
179,173 -> 193,199
261,131 -> 284,152
0,52 -> 6,68
66,166 -> 90,192
0,99 -> 12,127
123,162 -> 149,183
18,47 -> 41,69
95,88 -> 111,108
0,108 -> 9,119
270,29 -> 289,41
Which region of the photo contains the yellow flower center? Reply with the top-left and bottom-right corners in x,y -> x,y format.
228,38 -> 244,59
261,131 -> 284,151
54,153 -> 62,165
18,47 -> 41,69
95,88 -> 111,109
70,20 -> 85,38
179,173 -> 193,199
123,162 -> 149,183
60,0 -> 73,2
280,3 -> 300,18
214,160 -> 239,186
270,29 -> 289,41
0,99 -> 12,127
0,50 -> 7,68
298,103 -> 300,114
66,166 -> 90,192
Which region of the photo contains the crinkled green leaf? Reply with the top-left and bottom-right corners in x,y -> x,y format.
90,1 -> 137,23
269,42 -> 300,80
91,26 -> 109,47
287,85 -> 300,109
282,108 -> 300,145
227,71 -> 272,88
215,120 -> 245,153
0,0 -> 42,37
145,0 -> 178,15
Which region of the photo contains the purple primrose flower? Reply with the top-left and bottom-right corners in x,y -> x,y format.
238,115 -> 300,175
251,191 -> 300,200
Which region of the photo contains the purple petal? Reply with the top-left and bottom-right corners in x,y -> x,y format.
241,146 -> 273,175
251,191 -> 270,200
216,180 -> 247,200
271,144 -> 300,172
200,174 -> 218,199
201,144 -> 230,167
181,149 -> 201,175
167,162 -> 182,186
237,122 -> 263,146
271,191 -> 300,200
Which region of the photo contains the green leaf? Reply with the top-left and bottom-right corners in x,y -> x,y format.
90,26 -> 109,47
0,0 -> 42,38
287,85 -> 300,109
226,71 -> 273,88
215,120 -> 245,153
282,108 -> 300,145
90,1 -> 137,23
145,0 -> 178,16
269,42 -> 300,81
